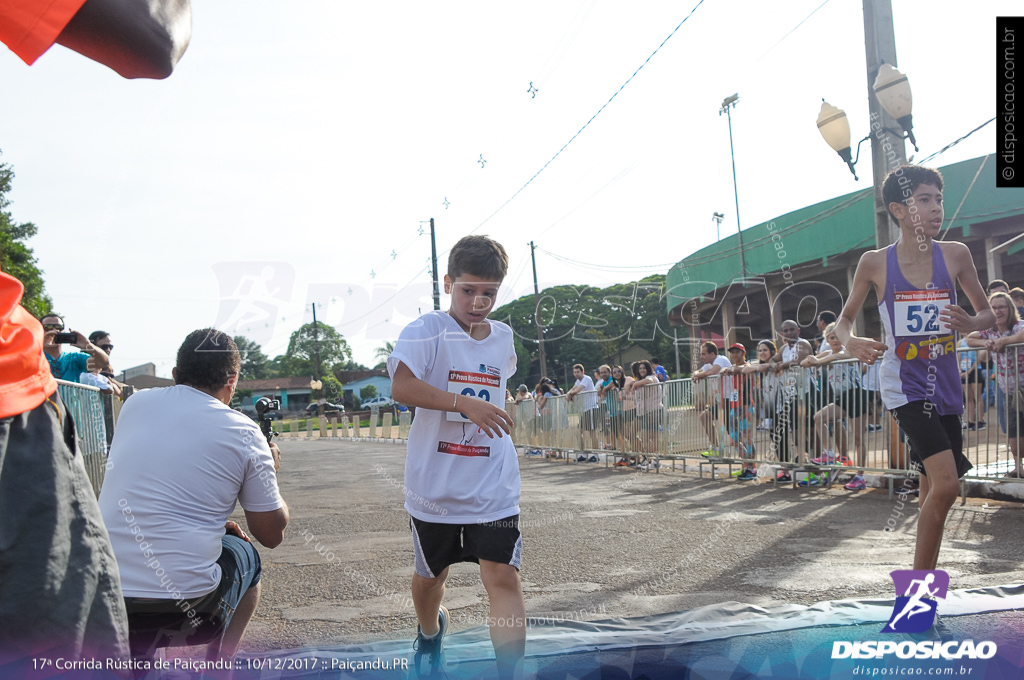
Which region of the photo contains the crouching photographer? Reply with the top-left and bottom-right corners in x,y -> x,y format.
98,329 -> 288,661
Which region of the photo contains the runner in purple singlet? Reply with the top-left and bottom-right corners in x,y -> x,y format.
835,165 -> 993,574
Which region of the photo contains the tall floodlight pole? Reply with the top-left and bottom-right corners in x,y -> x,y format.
530,241 -> 548,379
720,94 -> 746,280
430,218 -> 440,310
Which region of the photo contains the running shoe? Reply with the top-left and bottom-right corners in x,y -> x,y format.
588,455 -> 599,463
798,473 -> 823,486
731,468 -> 745,477
844,475 -> 867,491
839,455 -> 852,466
977,421 -> 987,430
737,468 -> 757,480
615,459 -> 628,467
576,455 -> 587,462
811,453 -> 837,465
413,605 -> 450,674
776,471 -> 792,482
700,450 -> 718,458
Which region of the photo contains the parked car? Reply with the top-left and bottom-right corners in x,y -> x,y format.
306,402 -> 345,414
360,396 -> 395,408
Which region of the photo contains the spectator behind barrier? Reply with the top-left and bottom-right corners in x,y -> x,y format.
0,271 -> 129,662
39,313 -> 110,382
98,328 -> 289,661
967,292 -> 1024,478
82,330 -> 124,398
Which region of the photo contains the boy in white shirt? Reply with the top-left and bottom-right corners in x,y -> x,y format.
388,235 -> 524,680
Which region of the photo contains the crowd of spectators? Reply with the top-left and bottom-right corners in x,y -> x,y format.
512,281 -> 1024,487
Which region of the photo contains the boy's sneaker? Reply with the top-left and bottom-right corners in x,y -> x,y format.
731,468 -> 745,477
811,451 -> 837,465
413,605 -> 450,674
776,470 -> 792,482
844,475 -> 867,491
737,468 -> 757,480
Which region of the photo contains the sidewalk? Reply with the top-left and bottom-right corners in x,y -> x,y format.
237,439 -> 1024,654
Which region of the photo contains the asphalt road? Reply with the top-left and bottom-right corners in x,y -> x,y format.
235,439 -> 1024,655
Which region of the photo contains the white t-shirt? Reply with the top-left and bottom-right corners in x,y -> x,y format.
98,385 -> 284,598
387,311 -> 520,524
574,375 -> 598,411
701,355 -> 732,394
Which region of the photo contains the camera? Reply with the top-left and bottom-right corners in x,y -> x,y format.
53,332 -> 77,344
254,397 -> 281,445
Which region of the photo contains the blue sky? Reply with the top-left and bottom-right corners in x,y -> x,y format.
1,1 -> 1013,375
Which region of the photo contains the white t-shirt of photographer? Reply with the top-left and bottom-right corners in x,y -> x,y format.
388,311 -> 520,524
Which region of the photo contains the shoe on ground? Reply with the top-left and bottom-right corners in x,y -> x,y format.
799,473 -> 823,486
615,459 -> 628,467
776,471 -> 792,482
576,455 -> 587,462
844,475 -> 867,491
588,455 -> 599,463
977,421 -> 987,430
731,468 -> 745,477
413,605 -> 450,673
737,468 -> 757,480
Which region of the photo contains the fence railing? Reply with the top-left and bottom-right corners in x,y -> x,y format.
56,379 -> 121,495
509,343 -> 1024,484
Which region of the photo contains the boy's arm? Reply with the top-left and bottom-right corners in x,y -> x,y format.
941,242 -> 995,334
837,250 -> 887,364
391,361 -> 513,438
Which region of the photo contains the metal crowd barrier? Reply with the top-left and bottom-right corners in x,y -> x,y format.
56,379 -> 119,496
508,342 -> 1024,488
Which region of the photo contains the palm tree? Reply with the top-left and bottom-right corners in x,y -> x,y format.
374,341 -> 396,364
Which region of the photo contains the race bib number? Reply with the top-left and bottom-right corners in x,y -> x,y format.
893,290 -> 952,337
446,369 -> 501,422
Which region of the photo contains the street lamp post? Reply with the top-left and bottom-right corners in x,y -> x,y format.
719,94 -> 746,280
815,0 -> 915,248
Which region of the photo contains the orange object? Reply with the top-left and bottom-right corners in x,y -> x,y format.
0,271 -> 57,418
0,0 -> 87,65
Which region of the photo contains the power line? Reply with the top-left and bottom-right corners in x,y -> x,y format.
757,0 -> 833,60
467,0 -> 708,235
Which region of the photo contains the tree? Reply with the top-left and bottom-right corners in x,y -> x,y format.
374,341 -> 396,363
320,374 -> 344,402
234,335 -> 270,380
283,322 -> 352,377
490,275 -> 687,384
360,385 -> 378,402
0,154 -> 52,318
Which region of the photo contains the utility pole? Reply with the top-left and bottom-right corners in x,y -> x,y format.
530,241 -> 548,379
430,218 -> 440,310
311,303 -> 324,417
863,0 -> 908,247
